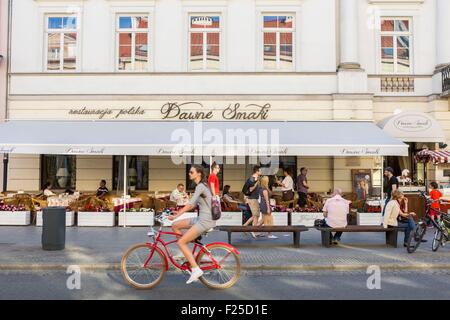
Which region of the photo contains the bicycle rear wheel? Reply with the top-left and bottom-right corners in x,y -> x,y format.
432,229 -> 443,252
406,222 -> 426,253
121,243 -> 167,289
196,244 -> 241,289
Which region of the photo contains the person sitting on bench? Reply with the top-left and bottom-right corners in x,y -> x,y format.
322,188 -> 350,245
383,189 -> 425,247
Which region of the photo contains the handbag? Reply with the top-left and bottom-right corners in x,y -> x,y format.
202,183 -> 221,221
314,219 -> 326,227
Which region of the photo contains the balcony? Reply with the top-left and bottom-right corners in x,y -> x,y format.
380,76 -> 414,93
441,65 -> 450,97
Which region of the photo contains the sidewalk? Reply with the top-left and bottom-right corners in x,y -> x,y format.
1,226 -> 450,271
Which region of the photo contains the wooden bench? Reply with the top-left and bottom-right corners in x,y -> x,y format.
217,225 -> 308,248
315,225 -> 406,248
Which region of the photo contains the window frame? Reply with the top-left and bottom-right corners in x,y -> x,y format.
115,13 -> 151,72
261,13 -> 296,72
44,13 -> 80,72
40,155 -> 77,191
379,17 -> 413,75
112,156 -> 149,191
188,13 -> 223,72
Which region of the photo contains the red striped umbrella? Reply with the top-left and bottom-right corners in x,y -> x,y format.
415,149 -> 450,164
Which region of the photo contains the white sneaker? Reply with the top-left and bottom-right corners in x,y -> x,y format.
186,267 -> 204,284
268,235 -> 278,239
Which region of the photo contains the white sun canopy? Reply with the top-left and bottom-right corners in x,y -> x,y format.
0,120 -> 408,156
378,112 -> 446,143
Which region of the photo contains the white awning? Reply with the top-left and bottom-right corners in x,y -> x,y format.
378,112 -> 446,143
0,120 -> 408,156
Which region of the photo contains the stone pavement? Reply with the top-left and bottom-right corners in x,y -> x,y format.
1,226 -> 450,270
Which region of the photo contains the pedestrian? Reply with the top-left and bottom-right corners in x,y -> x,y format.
259,176 -> 277,239
277,168 -> 294,202
208,162 -> 220,197
96,179 -> 109,197
296,167 -> 309,207
382,167 -> 398,216
429,181 -> 442,226
169,165 -> 216,284
322,188 -> 350,244
242,165 -> 262,237
383,190 -> 425,247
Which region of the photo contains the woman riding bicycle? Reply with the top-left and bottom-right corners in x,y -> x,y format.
168,165 -> 216,284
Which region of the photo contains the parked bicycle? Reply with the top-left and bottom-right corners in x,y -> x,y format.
406,191 -> 449,253
121,211 -> 241,289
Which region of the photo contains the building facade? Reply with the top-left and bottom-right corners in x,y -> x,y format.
4,0 -> 450,194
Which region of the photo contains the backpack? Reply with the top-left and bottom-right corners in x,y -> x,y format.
201,183 -> 222,221
242,179 -> 253,197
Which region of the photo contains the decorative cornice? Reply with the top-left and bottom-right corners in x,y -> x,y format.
367,0 -> 424,4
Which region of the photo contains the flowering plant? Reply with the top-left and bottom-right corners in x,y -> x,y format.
119,208 -> 154,213
78,203 -> 111,212
0,203 -> 27,211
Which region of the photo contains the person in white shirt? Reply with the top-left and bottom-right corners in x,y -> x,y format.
170,183 -> 189,206
43,182 -> 56,197
322,188 -> 350,244
277,168 -> 294,202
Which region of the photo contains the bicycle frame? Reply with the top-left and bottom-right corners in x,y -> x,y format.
143,227 -> 234,272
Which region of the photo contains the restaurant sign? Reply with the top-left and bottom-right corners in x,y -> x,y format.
394,114 -> 432,132
67,102 -> 271,121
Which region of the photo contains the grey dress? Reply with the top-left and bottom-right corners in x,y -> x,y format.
259,187 -> 272,214
188,182 -> 217,233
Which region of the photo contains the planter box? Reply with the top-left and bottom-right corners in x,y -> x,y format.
291,212 -> 324,227
357,212 -> 382,226
36,211 -> 75,227
119,212 -> 155,226
0,211 -> 31,226
77,212 -> 115,227
272,212 -> 289,226
162,211 -> 198,227
216,212 -> 243,226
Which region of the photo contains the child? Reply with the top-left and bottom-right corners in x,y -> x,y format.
429,181 -> 442,226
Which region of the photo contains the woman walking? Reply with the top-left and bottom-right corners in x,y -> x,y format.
260,176 -> 277,239
169,165 -> 216,284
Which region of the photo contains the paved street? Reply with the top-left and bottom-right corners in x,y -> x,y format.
1,269 -> 450,300
1,226 -> 450,270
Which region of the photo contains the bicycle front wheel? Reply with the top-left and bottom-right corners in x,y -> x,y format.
196,244 -> 241,290
432,229 -> 443,252
406,222 -> 426,253
121,243 -> 167,289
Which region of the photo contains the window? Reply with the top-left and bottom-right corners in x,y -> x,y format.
245,156 -> 297,190
189,15 -> 221,71
262,15 -> 294,71
41,155 -> 76,190
185,158 -> 223,191
380,18 -> 412,74
113,156 -> 149,191
116,15 -> 150,71
45,16 -> 78,71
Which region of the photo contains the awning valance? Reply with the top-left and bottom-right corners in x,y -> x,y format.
415,149 -> 450,164
378,112 -> 446,143
0,120 -> 408,156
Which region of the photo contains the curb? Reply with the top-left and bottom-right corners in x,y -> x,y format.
2,263 -> 450,271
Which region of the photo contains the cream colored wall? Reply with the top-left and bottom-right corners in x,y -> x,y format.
75,156 -> 113,191
223,163 -> 246,192
149,156 -> 186,192
297,157 -> 334,192
0,154 -> 3,191
333,157 -> 379,193
7,154 -> 40,192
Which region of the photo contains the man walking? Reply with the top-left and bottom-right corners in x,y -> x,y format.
242,166 -> 262,229
296,167 -> 309,207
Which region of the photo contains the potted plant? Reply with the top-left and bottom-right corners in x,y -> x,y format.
77,204 -> 115,227
0,203 -> 31,226
291,206 -> 324,227
36,207 -> 75,227
119,207 -> 155,226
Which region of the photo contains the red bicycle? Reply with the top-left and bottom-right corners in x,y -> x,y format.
121,212 -> 241,289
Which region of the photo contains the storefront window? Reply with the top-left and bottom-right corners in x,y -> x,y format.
45,16 -> 78,71
116,15 -> 150,71
113,156 -> 149,191
189,15 -> 221,71
41,155 -> 76,190
245,156 -> 297,189
262,15 -> 294,71
185,158 -> 223,191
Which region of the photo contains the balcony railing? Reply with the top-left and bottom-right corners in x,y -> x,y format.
442,65 -> 450,97
380,76 -> 414,92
